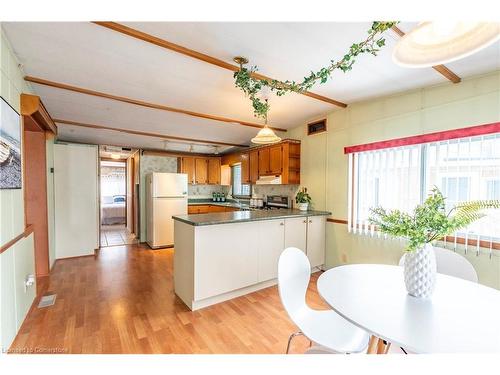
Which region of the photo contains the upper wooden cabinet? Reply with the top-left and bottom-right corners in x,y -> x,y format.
240,152 -> 250,184
220,139 -> 300,185
179,156 -> 222,185
179,157 -> 195,184
249,150 -> 259,183
208,158 -> 221,185
257,144 -> 284,176
268,145 -> 282,175
195,158 -> 209,184
258,148 -> 270,175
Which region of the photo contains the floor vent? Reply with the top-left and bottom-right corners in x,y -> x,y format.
38,294 -> 57,308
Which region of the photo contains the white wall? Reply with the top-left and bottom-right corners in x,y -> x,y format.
54,143 -> 99,259
0,26 -> 37,351
289,71 -> 500,289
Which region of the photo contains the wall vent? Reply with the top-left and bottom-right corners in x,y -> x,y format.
307,119 -> 327,135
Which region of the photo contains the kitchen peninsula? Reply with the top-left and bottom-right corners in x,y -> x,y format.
172,209 -> 330,310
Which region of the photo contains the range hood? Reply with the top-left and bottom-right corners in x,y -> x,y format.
255,175 -> 282,185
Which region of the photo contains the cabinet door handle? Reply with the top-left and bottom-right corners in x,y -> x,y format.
309,220 -> 312,223
303,220 -> 307,223
280,222 -> 284,226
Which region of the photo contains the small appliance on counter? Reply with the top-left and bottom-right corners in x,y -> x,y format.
265,195 -> 291,209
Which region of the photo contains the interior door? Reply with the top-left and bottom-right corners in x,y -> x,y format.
54,143 -> 99,259
153,197 -> 187,246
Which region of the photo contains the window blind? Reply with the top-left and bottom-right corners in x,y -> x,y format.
347,131 -> 500,256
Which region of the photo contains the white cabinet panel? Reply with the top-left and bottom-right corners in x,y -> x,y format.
258,219 -> 285,282
0,245 -> 16,350
54,143 -> 98,259
284,217 -> 307,253
195,222 -> 260,300
306,216 -> 326,268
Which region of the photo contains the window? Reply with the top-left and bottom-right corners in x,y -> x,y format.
487,180 -> 500,200
231,164 -> 251,197
348,133 -> 500,242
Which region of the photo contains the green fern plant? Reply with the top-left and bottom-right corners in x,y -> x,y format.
368,187 -> 500,252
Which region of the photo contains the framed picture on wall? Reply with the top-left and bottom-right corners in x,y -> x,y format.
0,96 -> 22,189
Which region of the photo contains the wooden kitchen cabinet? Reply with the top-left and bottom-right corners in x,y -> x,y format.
208,157 -> 221,185
249,150 -> 259,183
240,152 -> 250,183
179,157 -> 195,185
208,205 -> 226,213
188,205 -> 211,214
269,144 -> 282,175
258,148 -> 271,175
195,158 -> 208,184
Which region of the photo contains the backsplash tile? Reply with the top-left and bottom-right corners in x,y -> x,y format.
188,184 -> 230,198
251,184 -> 299,199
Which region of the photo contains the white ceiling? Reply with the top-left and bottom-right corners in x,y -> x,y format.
3,22 -> 499,154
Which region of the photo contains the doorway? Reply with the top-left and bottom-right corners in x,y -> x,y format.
99,157 -> 137,247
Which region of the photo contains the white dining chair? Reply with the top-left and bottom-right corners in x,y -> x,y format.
278,247 -> 370,354
399,246 -> 478,282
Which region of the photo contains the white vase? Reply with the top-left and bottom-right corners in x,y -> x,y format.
403,243 -> 437,298
297,202 -> 309,211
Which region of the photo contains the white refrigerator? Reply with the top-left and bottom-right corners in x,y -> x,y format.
146,172 -> 188,249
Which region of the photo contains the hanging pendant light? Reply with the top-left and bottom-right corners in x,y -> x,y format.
251,101 -> 281,145
393,22 -> 500,68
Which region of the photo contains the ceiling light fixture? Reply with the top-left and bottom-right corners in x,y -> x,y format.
393,22 -> 500,67
213,146 -> 219,155
110,153 -> 121,160
251,100 -> 281,145
189,144 -> 194,153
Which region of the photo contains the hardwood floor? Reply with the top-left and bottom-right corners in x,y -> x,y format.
10,243 -> 329,354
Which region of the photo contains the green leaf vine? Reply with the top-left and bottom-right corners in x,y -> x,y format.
233,21 -> 399,119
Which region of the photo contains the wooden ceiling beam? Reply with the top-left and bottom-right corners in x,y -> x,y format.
54,118 -> 250,148
24,76 -> 287,132
92,21 -> 348,108
391,25 -> 461,84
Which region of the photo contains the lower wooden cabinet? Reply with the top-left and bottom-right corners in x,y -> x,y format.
188,205 -> 210,214
188,205 -> 241,214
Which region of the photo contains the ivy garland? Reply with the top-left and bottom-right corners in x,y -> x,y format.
233,21 -> 399,119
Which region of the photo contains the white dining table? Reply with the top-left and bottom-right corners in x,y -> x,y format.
317,264 -> 500,354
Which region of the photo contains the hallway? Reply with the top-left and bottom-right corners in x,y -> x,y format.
100,225 -> 138,247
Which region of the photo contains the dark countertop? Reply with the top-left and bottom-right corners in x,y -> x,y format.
173,209 -> 331,226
